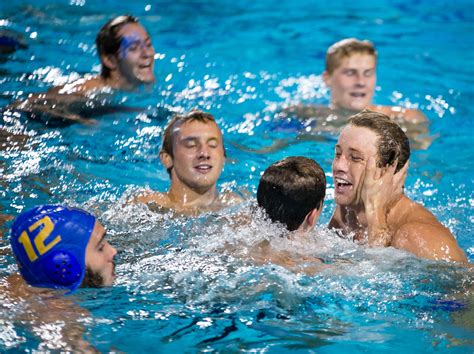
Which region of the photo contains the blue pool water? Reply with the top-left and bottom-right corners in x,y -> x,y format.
1,0 -> 473,352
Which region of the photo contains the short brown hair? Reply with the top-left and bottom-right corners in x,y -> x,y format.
96,15 -> 139,78
257,156 -> 326,231
348,110 -> 410,173
161,110 -> 220,157
325,38 -> 377,74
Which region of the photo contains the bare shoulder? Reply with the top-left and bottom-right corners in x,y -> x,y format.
391,199 -> 467,262
369,104 -> 427,123
131,190 -> 169,206
51,76 -> 104,95
219,190 -> 246,206
281,104 -> 332,119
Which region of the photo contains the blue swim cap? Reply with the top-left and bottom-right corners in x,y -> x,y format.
9,205 -> 96,292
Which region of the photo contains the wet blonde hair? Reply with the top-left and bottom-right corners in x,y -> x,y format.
325,38 -> 377,74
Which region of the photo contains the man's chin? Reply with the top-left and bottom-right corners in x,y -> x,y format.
135,72 -> 155,84
140,77 -> 155,84
335,194 -> 356,207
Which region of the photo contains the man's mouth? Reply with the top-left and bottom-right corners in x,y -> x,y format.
334,177 -> 353,193
138,63 -> 152,69
349,92 -> 366,98
195,164 -> 212,173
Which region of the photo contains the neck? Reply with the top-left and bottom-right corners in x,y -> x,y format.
102,73 -> 138,91
167,183 -> 218,210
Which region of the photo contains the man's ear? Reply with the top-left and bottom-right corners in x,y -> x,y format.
160,151 -> 173,170
101,54 -> 118,72
322,70 -> 331,86
307,205 -> 323,228
300,203 -> 323,232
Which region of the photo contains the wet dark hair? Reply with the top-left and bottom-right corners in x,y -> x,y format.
96,15 -> 139,78
161,110 -> 226,176
348,110 -> 410,173
257,156 -> 326,231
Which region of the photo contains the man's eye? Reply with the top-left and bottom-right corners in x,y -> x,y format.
98,244 -> 105,252
364,70 -> 374,77
351,155 -> 363,162
344,70 -> 356,76
128,43 -> 140,51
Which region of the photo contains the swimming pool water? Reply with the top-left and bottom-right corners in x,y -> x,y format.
1,0 -> 473,352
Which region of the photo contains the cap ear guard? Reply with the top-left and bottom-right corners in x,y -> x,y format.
42,250 -> 83,287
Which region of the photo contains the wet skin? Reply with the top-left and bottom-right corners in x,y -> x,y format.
323,53 -> 376,112
84,221 -> 117,286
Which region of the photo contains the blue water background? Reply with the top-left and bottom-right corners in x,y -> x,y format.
1,0 -> 473,352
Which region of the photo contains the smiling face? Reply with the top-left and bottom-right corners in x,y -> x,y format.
115,23 -> 155,87
332,124 -> 379,206
83,221 -> 117,287
162,120 -> 225,194
324,53 -> 376,112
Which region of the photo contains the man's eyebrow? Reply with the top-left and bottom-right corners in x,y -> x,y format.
96,231 -> 107,248
348,147 -> 364,154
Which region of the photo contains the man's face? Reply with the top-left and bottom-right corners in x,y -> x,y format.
84,221 -> 117,287
332,124 -> 379,206
324,54 -> 376,112
116,23 -> 155,86
164,120 -> 225,193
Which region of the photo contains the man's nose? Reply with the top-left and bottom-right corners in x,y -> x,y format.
198,145 -> 210,159
109,244 -> 118,259
333,155 -> 348,172
141,44 -> 155,57
355,73 -> 366,87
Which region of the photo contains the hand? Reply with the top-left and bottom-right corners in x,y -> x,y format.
361,156 -> 401,246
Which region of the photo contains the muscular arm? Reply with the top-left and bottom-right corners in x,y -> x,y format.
392,222 -> 467,262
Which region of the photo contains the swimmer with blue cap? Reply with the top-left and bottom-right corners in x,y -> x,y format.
9,205 -> 117,292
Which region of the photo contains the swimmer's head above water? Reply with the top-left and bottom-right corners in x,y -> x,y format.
96,15 -> 155,88
10,205 -> 117,292
160,110 -> 226,192
333,110 -> 410,207
323,38 -> 378,112
257,156 -> 326,232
